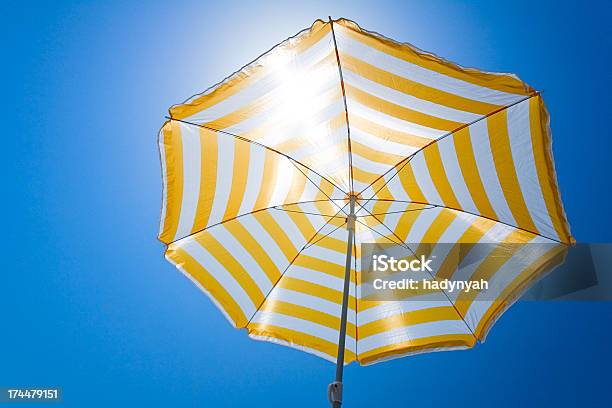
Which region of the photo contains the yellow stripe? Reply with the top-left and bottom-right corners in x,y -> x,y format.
529,97 -> 572,243
259,299 -> 356,336
423,144 -> 461,209
284,167 -> 307,203
351,114 -> 431,148
224,220 -> 280,283
359,334 -> 475,364
351,139 -> 404,165
279,277 -> 357,308
394,208 -> 421,242
166,246 -> 247,327
194,232 -> 265,307
254,151 -> 280,209
293,256 -> 357,283
159,121 -> 183,243
352,165 -> 381,185
337,20 -> 530,96
346,84 -> 464,131
248,323 -> 357,363
253,211 -> 298,261
170,20 -> 331,120
340,52 -> 498,115
191,127 -> 218,233
359,306 -> 461,339
453,127 -> 497,219
398,162 -> 426,203
421,208 -> 457,243
222,140 -> 250,220
487,111 -> 537,233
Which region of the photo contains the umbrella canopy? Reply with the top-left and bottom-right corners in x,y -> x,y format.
157,18 -> 573,371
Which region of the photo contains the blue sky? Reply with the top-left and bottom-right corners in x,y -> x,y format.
2,0 -> 611,406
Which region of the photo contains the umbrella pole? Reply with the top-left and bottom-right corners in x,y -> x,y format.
329,196 -> 356,407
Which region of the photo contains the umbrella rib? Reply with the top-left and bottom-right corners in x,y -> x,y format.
166,117 -> 349,196
245,201 -> 351,327
165,199 -> 338,245
329,17 -> 355,193
352,236 -> 358,357
370,199 -> 566,244
356,92 -> 541,200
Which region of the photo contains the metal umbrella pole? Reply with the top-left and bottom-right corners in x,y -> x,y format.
328,195 -> 356,407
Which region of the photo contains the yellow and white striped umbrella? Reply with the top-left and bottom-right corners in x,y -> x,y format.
157,18 -> 573,369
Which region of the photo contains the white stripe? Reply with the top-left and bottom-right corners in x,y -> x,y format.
470,120 -> 515,225
175,125 -> 201,239
207,135 -> 234,226
507,100 -> 558,240
158,129 -> 168,236
269,159 -> 296,206
238,143 -> 266,214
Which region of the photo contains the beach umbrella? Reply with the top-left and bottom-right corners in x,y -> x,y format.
157,18 -> 573,406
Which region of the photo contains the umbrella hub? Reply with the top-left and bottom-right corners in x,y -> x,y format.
343,192 -> 362,205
